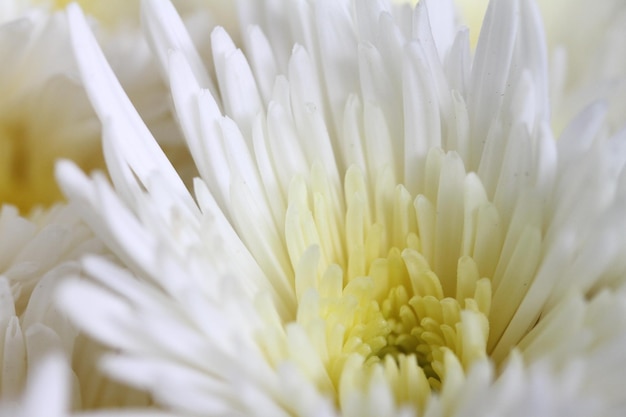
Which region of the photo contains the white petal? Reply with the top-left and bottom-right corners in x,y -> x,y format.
141,0 -> 217,95
67,4 -> 196,214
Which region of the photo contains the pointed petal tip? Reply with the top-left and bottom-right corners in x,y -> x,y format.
54,159 -> 89,197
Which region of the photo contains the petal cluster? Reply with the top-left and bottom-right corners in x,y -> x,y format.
37,0 -> 626,415
0,1 -> 214,413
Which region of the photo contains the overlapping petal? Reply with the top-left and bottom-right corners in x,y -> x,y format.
54,0 -> 626,415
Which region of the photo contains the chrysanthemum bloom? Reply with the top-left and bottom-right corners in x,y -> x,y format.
536,0 -> 626,135
454,0 -> 626,135
0,203 -> 156,412
58,0 -> 626,415
0,0 -> 218,213
0,0 -> 246,412
0,1 -> 190,411
0,205 -> 94,404
0,3 -> 103,212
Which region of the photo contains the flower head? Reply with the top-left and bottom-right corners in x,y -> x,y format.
0,5 -> 102,212
0,0 -> 203,214
0,202 -> 156,412
57,0 -> 626,415
537,0 -> 626,134
0,1 -> 199,412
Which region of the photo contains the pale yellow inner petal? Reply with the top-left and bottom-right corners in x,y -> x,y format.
260,155 -> 498,410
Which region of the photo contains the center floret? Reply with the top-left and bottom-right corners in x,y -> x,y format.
282,150 -> 493,407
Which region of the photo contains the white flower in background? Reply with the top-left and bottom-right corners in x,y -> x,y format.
0,4 -> 102,212
453,0 -> 626,135
537,0 -> 626,135
0,353 -> 175,417
0,0 -> 184,412
0,0 -> 245,411
57,0 -> 626,416
0,203 -> 154,412
0,0 -> 228,213
0,205 -> 90,405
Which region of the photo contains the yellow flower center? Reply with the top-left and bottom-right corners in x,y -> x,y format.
0,104 -> 102,214
0,121 -> 60,212
270,149 -> 495,410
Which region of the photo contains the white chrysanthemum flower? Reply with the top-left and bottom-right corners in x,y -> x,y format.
0,351 -> 177,417
537,0 -> 626,134
0,203 -> 154,411
0,0 -> 212,213
0,1 -> 187,412
454,0 -> 626,135
57,0 -> 626,415
0,5 -> 102,212
0,204 -> 94,402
